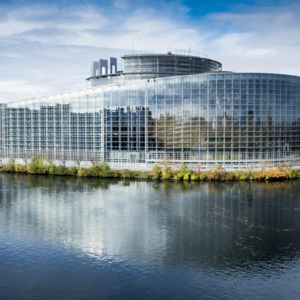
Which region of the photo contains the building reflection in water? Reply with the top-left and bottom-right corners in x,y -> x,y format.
0,174 -> 299,269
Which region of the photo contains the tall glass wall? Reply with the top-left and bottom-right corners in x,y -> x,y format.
0,91 -> 103,161
143,73 -> 300,168
0,73 -> 299,168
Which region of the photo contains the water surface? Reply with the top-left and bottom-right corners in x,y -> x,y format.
0,174 -> 300,299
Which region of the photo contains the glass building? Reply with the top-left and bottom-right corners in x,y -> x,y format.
0,52 -> 299,169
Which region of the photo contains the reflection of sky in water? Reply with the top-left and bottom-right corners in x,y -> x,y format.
1,175 -> 300,270
1,175 -> 300,299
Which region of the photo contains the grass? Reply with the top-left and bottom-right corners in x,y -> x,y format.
0,157 -> 299,182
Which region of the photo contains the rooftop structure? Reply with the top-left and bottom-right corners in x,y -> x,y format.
87,52 -> 222,86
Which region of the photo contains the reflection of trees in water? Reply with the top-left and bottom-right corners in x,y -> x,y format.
207,182 -> 230,193
256,181 -> 294,189
151,181 -> 192,196
153,179 -> 296,201
120,180 -> 131,187
2,173 -> 119,191
152,181 -> 206,194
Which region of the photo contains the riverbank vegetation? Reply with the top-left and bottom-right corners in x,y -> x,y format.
0,157 -> 299,182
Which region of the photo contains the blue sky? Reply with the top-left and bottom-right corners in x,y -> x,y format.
0,0 -> 300,101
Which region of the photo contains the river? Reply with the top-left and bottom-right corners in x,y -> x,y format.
0,174 -> 300,299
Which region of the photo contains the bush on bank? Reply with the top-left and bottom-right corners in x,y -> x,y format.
0,157 -> 299,181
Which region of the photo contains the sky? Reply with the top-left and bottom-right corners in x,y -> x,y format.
0,0 -> 300,101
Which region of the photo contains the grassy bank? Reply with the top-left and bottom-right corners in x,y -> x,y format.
0,157 -> 299,182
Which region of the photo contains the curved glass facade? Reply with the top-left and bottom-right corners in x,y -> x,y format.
0,72 -> 300,169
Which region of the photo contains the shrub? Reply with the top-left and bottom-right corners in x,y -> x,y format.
98,162 -> 112,177
178,164 -> 190,173
130,170 -> 141,179
89,163 -> 100,177
275,163 -> 290,172
207,164 -> 226,181
224,172 -> 235,181
137,171 -> 152,180
110,170 -> 121,178
251,169 -> 287,181
176,164 -> 193,181
54,165 -> 65,176
233,170 -> 250,181
190,173 -> 199,181
152,165 -> 161,180
77,168 -> 89,177
27,157 -> 48,174
159,161 -> 173,180
174,172 -> 184,181
65,166 -> 78,176
1,158 -> 16,172
77,162 -> 112,178
47,163 -> 66,176
15,163 -> 27,173
161,168 -> 173,180
198,172 -> 207,181
284,168 -> 299,179
120,169 -> 134,179
47,163 -> 56,175
183,172 -> 191,181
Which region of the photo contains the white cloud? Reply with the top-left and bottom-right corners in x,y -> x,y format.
205,5 -> 300,73
0,2 -> 300,101
0,80 -> 49,102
